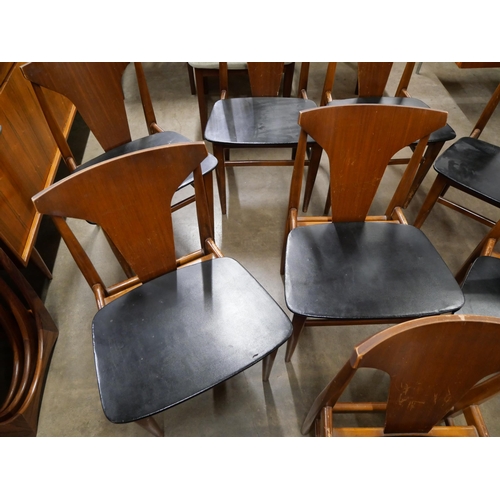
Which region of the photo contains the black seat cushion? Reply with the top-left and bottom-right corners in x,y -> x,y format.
459,256 -> 500,315
327,97 -> 456,144
92,257 -> 292,423
285,222 -> 464,320
204,97 -> 317,145
75,131 -> 218,190
434,137 -> 500,205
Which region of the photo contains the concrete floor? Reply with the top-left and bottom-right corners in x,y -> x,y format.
35,62 -> 500,437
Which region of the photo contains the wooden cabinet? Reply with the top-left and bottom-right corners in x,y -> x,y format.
0,62 -> 75,266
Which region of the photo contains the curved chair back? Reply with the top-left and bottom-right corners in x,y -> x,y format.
303,314 -> 500,435
294,104 -> 447,221
21,62 -> 132,152
33,142 -> 213,287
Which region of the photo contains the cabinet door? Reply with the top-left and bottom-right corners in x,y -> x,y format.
0,63 -> 74,264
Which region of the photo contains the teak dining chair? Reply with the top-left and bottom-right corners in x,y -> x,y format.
31,142 -> 292,437
303,314 -> 500,437
187,62 -> 295,133
281,104 -> 464,362
302,62 -> 456,213
453,217 -> 500,316
20,62 -> 218,227
414,82 -> 500,229
204,62 -> 321,215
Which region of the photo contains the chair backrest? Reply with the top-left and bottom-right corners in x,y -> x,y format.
320,62 -> 415,105
247,62 -> 285,96
303,314 -> 500,434
470,82 -> 500,139
219,62 -> 309,98
289,104 -> 447,221
357,62 -> 394,97
32,143 -> 213,291
21,62 -> 159,169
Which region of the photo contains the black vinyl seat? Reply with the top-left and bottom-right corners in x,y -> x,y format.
285,222 -> 463,321
205,97 -> 317,146
93,257 -> 292,423
459,257 -> 500,315
414,82 -> 500,229
433,137 -> 500,205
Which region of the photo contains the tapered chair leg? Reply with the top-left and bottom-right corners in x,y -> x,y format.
403,142 -> 444,208
135,416 -> 163,437
203,170 -> 215,234
262,348 -> 278,381
413,174 -> 449,228
285,314 -> 307,362
195,69 -> 208,133
187,63 -> 196,95
213,144 -> 227,215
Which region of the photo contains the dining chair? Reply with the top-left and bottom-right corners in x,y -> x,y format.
187,62 -> 295,133
20,62 -> 218,229
302,314 -> 500,437
0,247 -> 58,436
204,62 -> 321,215
31,142 -> 292,437
452,217 -> 500,316
302,62 -> 456,213
414,82 -> 500,229
281,103 -> 464,362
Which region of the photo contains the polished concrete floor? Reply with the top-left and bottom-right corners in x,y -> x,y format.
35,62 -> 500,437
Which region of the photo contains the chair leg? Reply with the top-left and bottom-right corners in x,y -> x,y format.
102,229 -> 135,278
280,213 -> 291,275
323,190 -> 331,216
285,314 -> 307,362
187,63 -> 196,95
213,144 -> 227,215
203,169 -> 215,235
135,415 -> 163,437
463,405 -> 489,437
195,68 -> 208,134
302,143 -> 323,212
403,142 -> 445,208
262,348 -> 278,382
413,174 -> 449,228
318,406 -> 334,437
